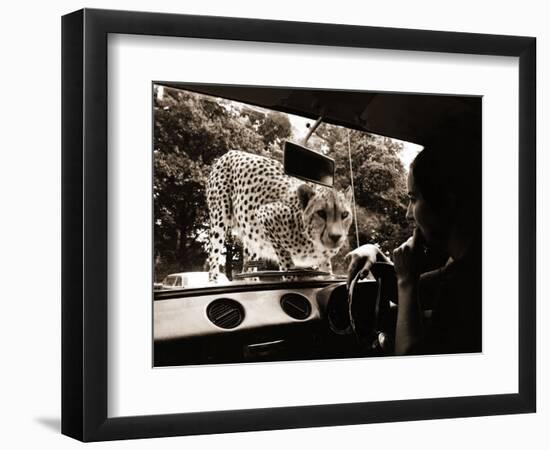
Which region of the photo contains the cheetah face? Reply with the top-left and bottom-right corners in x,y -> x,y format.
298,184 -> 354,251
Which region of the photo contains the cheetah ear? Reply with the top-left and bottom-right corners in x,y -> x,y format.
297,184 -> 315,209
344,186 -> 353,203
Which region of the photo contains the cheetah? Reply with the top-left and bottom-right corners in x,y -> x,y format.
206,150 -> 353,281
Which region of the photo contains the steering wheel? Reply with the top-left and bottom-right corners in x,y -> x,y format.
348,261 -> 397,355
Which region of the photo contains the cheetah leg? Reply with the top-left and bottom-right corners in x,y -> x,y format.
258,203 -> 297,280
274,247 -> 293,272
242,248 -> 259,281
258,203 -> 294,271
319,259 -> 333,275
271,245 -> 297,281
242,248 -> 258,272
259,220 -> 294,271
207,224 -> 229,282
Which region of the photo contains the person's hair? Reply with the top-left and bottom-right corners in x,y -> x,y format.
410,139 -> 481,238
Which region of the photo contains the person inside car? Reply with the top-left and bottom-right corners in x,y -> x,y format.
346,142 -> 481,356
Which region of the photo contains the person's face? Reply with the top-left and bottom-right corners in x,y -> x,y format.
406,171 -> 449,248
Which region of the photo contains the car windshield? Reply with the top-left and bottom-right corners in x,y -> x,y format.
153,84 -> 420,289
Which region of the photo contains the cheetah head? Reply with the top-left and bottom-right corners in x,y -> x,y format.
297,184 -> 353,251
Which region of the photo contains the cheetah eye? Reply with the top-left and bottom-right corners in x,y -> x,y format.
316,210 -> 327,220
341,211 -> 349,219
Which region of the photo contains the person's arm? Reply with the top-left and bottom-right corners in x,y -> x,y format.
393,229 -> 425,355
345,244 -> 391,287
394,278 -> 423,355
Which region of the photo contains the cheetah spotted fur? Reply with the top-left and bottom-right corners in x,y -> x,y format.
206,150 -> 353,281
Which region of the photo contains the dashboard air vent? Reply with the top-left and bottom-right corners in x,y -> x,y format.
207,299 -> 245,329
280,293 -> 311,320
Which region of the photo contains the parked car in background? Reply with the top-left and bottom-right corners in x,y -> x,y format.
160,271 -> 230,290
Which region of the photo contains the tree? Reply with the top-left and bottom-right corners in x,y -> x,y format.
257,111 -> 292,151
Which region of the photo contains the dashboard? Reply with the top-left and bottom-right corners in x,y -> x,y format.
154,279 -> 391,366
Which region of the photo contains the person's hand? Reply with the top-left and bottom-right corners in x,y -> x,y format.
345,244 -> 386,288
393,228 -> 425,284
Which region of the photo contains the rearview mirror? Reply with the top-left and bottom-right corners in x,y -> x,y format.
283,141 -> 335,187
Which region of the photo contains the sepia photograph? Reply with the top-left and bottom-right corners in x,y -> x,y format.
57,5 -> 538,441
152,83 -> 482,367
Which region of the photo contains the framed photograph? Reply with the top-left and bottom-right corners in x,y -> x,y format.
62,8 -> 536,441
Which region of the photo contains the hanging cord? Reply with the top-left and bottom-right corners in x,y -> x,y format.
347,129 -> 360,248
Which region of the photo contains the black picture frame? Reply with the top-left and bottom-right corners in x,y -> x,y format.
61,8 -> 536,442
